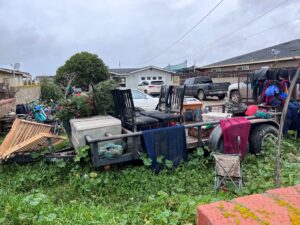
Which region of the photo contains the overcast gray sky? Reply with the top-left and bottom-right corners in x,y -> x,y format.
0,0 -> 299,76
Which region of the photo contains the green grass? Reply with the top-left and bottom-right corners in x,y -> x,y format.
0,136 -> 299,224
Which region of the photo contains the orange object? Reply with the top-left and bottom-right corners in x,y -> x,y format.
197,184 -> 300,225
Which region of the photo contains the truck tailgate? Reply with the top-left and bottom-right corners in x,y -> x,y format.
210,82 -> 230,91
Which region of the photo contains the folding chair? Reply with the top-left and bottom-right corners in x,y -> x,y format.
213,136 -> 243,191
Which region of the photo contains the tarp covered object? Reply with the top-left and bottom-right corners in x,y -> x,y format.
142,125 -> 187,171
220,117 -> 251,160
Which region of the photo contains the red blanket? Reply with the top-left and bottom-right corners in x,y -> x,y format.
220,117 -> 251,159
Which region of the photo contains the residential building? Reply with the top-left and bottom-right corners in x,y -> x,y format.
109,66 -> 175,88
0,68 -> 32,87
200,39 -> 300,73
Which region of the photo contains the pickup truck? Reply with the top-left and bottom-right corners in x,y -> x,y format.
184,76 -> 231,100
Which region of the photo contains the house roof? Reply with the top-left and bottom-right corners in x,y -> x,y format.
109,66 -> 175,76
202,39 -> 300,68
109,68 -> 139,74
0,68 -> 31,78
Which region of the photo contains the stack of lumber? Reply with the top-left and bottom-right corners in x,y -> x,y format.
0,118 -> 66,159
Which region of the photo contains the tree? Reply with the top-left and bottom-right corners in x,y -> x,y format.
55,52 -> 109,90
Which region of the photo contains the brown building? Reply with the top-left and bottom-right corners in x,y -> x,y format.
199,39 -> 300,73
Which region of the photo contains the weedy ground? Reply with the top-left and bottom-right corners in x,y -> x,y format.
0,133 -> 299,225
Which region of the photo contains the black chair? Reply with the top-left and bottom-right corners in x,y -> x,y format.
142,85 -> 186,126
169,85 -> 186,115
112,89 -> 159,131
140,85 -> 170,117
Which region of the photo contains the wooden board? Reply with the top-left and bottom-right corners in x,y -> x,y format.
0,118 -> 65,160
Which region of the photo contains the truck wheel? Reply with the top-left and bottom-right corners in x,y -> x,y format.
144,90 -> 148,94
218,94 -> 225,100
249,125 -> 278,154
230,90 -> 240,102
198,90 -> 206,100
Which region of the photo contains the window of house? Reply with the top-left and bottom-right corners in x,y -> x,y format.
158,76 -> 162,80
211,68 -> 221,72
147,77 -> 151,80
141,77 -> 145,80
152,77 -> 157,80
236,65 -> 249,71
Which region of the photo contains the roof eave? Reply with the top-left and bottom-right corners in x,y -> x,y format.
129,66 -> 176,74
200,56 -> 300,69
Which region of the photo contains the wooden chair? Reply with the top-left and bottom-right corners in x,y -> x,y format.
213,136 -> 243,191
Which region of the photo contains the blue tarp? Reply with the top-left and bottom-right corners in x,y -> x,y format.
142,125 -> 187,171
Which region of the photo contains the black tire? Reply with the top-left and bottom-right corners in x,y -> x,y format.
144,90 -> 148,94
230,90 -> 240,103
197,90 -> 206,100
218,94 -> 225,100
249,125 -> 278,154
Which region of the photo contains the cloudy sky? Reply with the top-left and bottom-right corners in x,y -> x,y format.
0,0 -> 299,76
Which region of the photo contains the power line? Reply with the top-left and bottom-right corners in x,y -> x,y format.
136,0 -> 224,66
171,17 -> 300,63
207,0 -> 289,47
170,0 -> 290,63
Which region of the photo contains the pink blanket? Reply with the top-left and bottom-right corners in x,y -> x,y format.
220,117 -> 251,159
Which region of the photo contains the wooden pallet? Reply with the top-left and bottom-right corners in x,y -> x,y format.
0,118 -> 66,159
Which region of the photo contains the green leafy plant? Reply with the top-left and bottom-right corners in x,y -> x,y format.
40,78 -> 64,102
92,80 -> 117,115
56,95 -> 95,121
140,153 -> 152,167
0,133 -> 298,224
74,145 -> 90,163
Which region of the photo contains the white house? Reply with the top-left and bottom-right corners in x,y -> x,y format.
109,66 -> 175,88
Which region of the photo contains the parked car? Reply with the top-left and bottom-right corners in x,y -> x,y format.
131,89 -> 159,111
138,80 -> 164,95
227,80 -> 252,102
184,76 -> 230,100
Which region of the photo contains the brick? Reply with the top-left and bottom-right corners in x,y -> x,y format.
197,201 -> 261,225
294,184 -> 300,192
266,186 -> 300,208
197,185 -> 300,225
233,194 -> 291,225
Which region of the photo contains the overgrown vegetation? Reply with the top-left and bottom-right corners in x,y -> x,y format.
55,80 -> 117,121
56,95 -> 95,121
0,135 -> 299,224
92,80 -> 117,115
40,79 -> 64,102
